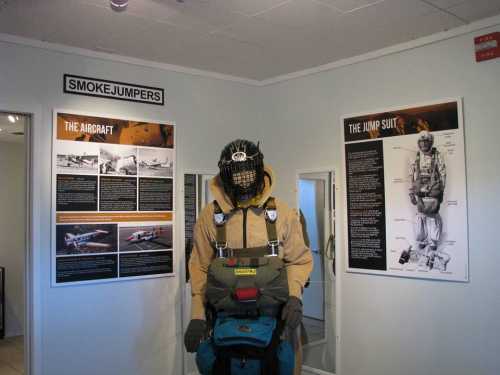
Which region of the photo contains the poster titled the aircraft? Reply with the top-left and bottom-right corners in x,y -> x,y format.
341,100 -> 468,282
52,111 -> 175,285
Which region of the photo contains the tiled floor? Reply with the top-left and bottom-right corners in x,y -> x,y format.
0,336 -> 24,375
302,316 -> 325,343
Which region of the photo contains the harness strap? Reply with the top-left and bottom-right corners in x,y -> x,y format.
212,197 -> 279,257
415,150 -> 420,179
213,201 -> 228,258
429,148 -> 439,187
264,198 -> 278,241
264,198 -> 279,256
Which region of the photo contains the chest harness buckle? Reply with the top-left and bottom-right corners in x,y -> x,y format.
213,197 -> 279,258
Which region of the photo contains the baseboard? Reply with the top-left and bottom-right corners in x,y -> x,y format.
188,365 -> 333,375
302,364 -> 335,375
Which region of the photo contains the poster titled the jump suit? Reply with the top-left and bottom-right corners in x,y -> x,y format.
51,111 -> 175,285
341,100 -> 468,282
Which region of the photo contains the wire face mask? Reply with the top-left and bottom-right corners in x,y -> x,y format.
218,139 -> 264,203
232,170 -> 257,189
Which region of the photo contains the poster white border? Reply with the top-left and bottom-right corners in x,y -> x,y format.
340,98 -> 469,282
51,108 -> 177,287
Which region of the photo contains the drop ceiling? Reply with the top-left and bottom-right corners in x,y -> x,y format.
0,0 -> 499,80
0,113 -> 26,144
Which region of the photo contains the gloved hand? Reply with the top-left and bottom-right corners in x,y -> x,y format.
184,319 -> 207,353
281,296 -> 303,329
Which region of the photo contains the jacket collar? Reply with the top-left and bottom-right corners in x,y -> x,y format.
209,165 -> 275,213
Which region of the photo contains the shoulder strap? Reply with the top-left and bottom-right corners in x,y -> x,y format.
415,151 -> 421,177
213,201 -> 227,257
264,197 -> 279,256
430,148 -> 440,185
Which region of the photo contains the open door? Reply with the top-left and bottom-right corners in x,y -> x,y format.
298,171 -> 336,374
182,172 -> 216,375
0,112 -> 30,375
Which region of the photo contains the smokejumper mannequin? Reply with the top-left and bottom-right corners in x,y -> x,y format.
185,139 -> 313,375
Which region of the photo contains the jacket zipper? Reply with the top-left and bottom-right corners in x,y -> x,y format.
242,207 -> 248,248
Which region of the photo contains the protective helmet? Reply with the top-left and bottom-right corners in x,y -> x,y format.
218,139 -> 264,203
418,130 -> 434,153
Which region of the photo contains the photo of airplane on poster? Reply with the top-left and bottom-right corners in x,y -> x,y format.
119,224 -> 172,252
56,224 -> 118,255
138,147 -> 174,178
99,144 -> 137,175
56,141 -> 98,174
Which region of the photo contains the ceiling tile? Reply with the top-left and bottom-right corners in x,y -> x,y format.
212,0 -> 293,17
255,0 -> 343,33
83,0 -> 179,25
315,0 -> 385,13
447,0 -> 500,22
0,0 -> 53,40
169,33 -> 267,78
422,0 -> 468,9
399,9 -> 465,38
159,0 -> 249,34
213,16 -> 314,52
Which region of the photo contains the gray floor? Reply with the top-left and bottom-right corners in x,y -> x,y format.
0,336 -> 24,375
302,316 -> 325,343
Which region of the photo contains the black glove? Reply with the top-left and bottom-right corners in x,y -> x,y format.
184,319 -> 207,353
281,296 -> 303,329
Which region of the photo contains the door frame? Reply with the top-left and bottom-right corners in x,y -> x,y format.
296,167 -> 341,375
0,101 -> 43,375
180,169 -> 217,375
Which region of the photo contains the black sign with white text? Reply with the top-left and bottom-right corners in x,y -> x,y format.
63,74 -> 164,106
346,140 -> 387,271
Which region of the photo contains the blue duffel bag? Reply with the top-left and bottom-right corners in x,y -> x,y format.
214,316 -> 276,348
195,316 -> 295,375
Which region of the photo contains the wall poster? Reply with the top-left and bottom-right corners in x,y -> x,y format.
341,99 -> 468,281
183,174 -> 197,283
52,111 -> 175,285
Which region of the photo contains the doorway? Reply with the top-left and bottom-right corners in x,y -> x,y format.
298,171 -> 336,374
182,172 -> 216,375
0,112 -> 29,375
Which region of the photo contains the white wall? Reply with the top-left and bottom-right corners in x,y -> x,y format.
0,141 -> 25,337
0,40 -> 261,375
260,24 -> 500,375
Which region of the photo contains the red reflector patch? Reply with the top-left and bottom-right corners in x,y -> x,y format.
235,287 -> 259,301
226,258 -> 237,267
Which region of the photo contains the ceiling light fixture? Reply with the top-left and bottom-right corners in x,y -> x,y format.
110,0 -> 128,11
7,115 -> 15,123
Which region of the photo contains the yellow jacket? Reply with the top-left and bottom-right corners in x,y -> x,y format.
189,166 -> 313,320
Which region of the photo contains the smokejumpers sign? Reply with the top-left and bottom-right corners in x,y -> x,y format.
341,99 -> 469,282
64,74 -> 164,106
52,111 -> 175,285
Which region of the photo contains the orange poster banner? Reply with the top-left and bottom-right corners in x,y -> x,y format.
57,113 -> 174,148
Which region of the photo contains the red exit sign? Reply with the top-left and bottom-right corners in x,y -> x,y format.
474,32 -> 500,62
